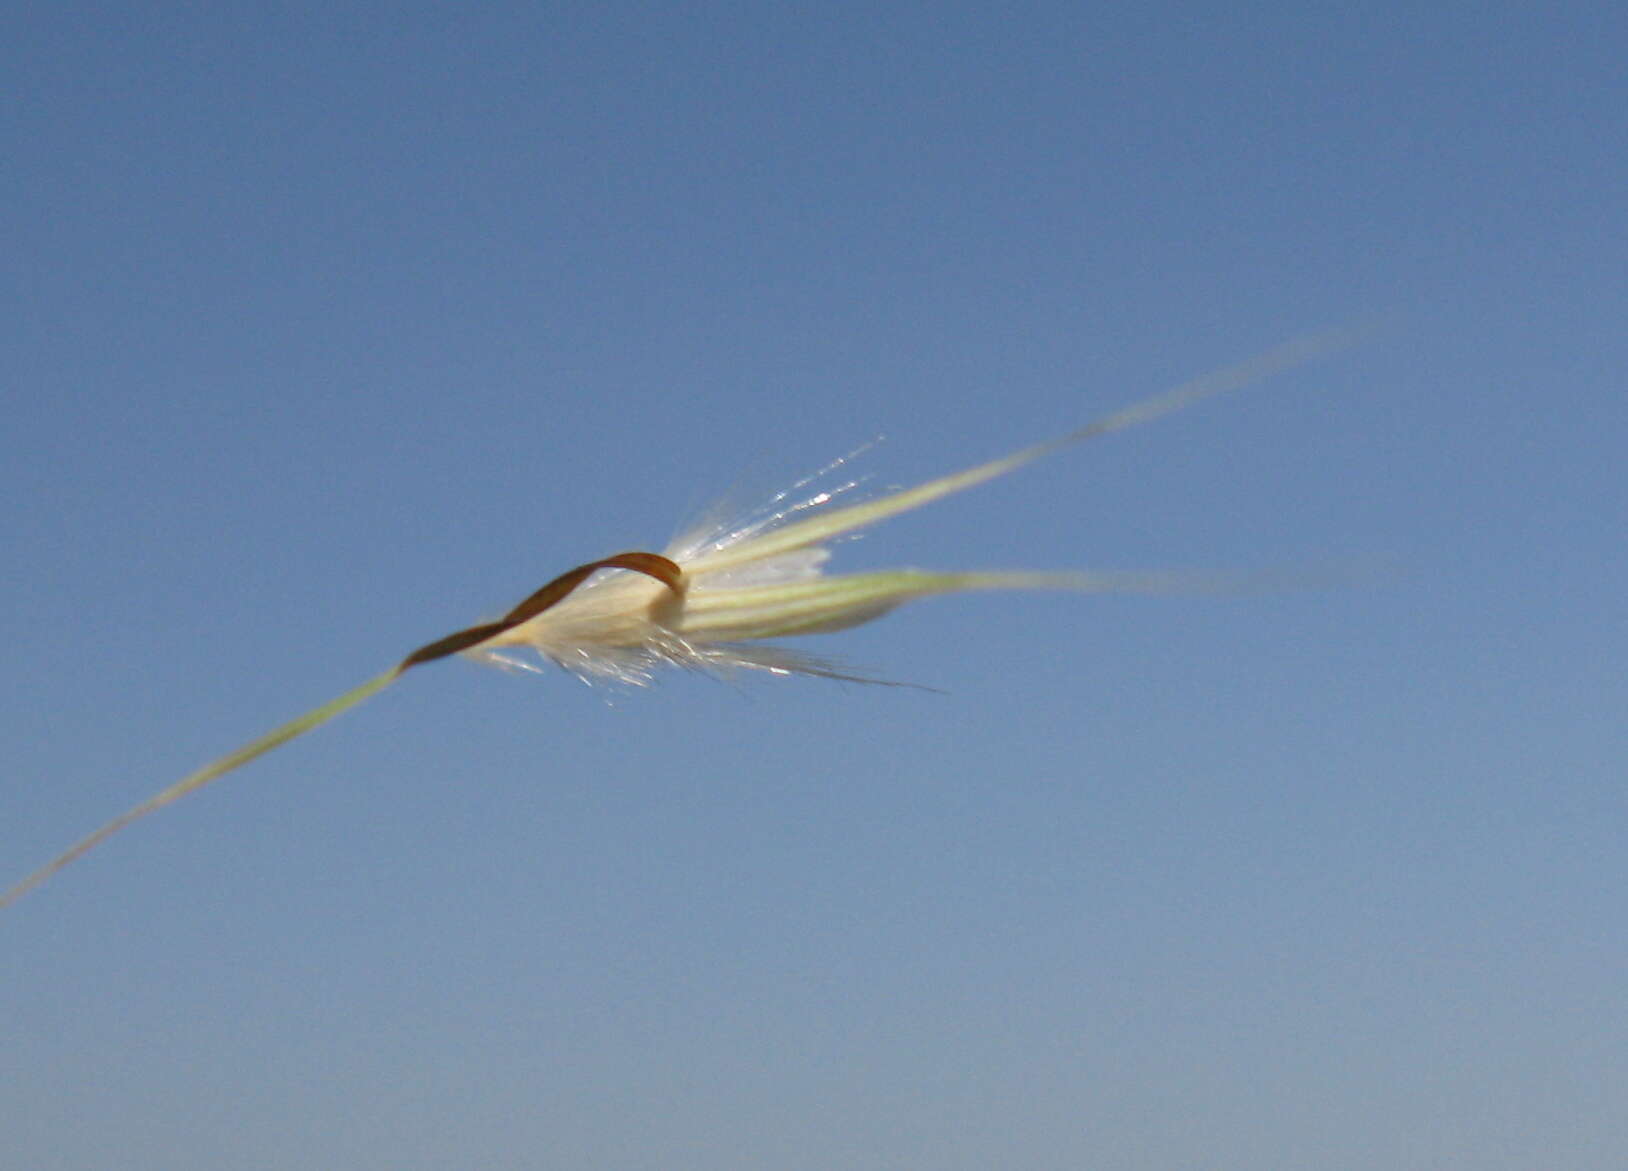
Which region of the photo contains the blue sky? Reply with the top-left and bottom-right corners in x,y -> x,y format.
4,4 -> 1625,1168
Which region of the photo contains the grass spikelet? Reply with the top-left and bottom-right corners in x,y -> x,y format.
2,331 -> 1352,909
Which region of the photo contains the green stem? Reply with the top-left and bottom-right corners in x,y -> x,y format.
1,668 -> 402,909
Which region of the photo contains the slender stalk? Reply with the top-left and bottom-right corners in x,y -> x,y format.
0,670 -> 401,909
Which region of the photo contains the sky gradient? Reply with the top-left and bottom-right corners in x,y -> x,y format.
5,4 -> 1626,1168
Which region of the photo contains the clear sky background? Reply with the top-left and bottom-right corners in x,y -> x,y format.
4,4 -> 1625,1169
